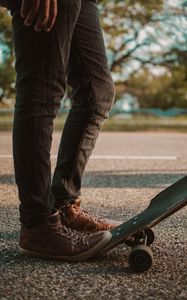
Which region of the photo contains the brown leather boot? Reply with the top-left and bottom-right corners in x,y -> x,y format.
18,210 -> 111,261
59,199 -> 121,232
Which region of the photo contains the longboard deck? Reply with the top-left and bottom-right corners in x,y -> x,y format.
101,175 -> 187,253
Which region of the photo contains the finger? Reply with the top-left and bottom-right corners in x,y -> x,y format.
34,0 -> 50,32
24,0 -> 40,26
20,0 -> 31,18
44,0 -> 57,32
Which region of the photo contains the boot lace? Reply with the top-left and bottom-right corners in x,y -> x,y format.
78,209 -> 106,225
53,222 -> 89,244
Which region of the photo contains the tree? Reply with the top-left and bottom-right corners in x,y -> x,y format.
126,64 -> 187,109
0,1 -> 187,108
98,0 -> 187,82
0,7 -> 15,105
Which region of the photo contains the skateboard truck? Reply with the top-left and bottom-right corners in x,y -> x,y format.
125,228 -> 155,272
125,228 -> 155,247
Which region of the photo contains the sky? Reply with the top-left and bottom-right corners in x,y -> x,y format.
0,48 -> 2,62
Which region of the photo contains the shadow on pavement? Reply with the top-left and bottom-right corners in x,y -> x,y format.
0,230 -> 19,241
0,174 -> 15,185
0,248 -> 35,268
0,172 -> 186,188
0,247 -> 134,276
80,264 -> 132,276
82,172 -> 186,188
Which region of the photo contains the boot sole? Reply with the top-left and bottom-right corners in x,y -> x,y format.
18,231 -> 111,262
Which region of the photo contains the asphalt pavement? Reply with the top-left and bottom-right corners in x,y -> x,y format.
0,131 -> 187,300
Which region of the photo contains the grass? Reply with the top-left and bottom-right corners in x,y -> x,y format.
102,115 -> 187,132
0,113 -> 187,132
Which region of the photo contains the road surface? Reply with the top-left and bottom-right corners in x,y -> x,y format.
0,131 -> 187,299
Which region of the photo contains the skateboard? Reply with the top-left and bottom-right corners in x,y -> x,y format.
100,176 -> 187,272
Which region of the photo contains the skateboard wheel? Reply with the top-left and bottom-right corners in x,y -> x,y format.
128,245 -> 153,272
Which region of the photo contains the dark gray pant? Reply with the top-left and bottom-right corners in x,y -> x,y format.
9,0 -> 115,227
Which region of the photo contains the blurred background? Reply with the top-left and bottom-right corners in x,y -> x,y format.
0,0 -> 187,131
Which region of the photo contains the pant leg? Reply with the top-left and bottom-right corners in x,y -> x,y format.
51,0 -> 115,207
10,0 -> 81,227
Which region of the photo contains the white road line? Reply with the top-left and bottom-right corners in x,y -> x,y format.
0,155 -> 14,158
90,155 -> 178,160
0,154 -> 178,160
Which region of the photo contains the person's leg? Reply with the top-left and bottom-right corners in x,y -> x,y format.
51,0 -> 120,231
8,0 -> 111,259
10,0 -> 81,227
51,0 -> 115,207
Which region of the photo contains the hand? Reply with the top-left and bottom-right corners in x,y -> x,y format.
20,0 -> 57,32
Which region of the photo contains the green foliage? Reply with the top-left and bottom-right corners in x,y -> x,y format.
127,63 -> 187,109
0,2 -> 187,109
0,57 -> 15,102
98,0 -> 187,108
0,8 -> 15,104
98,0 -> 164,72
0,7 -> 12,53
